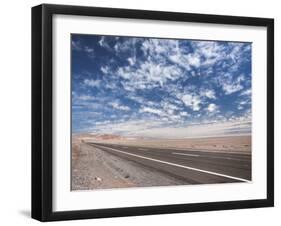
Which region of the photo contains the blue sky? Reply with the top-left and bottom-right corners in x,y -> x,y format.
71,34 -> 252,138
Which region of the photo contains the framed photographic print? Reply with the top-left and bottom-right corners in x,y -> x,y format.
32,4 -> 274,221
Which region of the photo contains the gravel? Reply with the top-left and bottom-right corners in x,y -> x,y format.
72,142 -> 186,190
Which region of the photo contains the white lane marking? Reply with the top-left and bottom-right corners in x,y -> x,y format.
173,152 -> 200,157
155,146 -> 251,155
205,155 -> 250,161
174,152 -> 248,162
138,148 -> 148,151
96,145 -> 251,183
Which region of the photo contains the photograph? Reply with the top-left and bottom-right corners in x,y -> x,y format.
31,3 -> 273,221
71,34 -> 252,191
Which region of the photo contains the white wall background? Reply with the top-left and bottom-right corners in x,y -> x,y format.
0,0 -> 278,225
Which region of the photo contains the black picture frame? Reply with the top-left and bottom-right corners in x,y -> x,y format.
32,4 -> 274,222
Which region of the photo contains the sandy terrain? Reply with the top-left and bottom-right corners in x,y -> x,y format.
76,134 -> 251,154
72,136 -> 186,190
72,134 -> 251,190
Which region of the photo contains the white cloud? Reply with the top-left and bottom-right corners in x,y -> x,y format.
140,107 -> 164,116
139,105 -> 181,122
117,59 -> 183,90
181,94 -> 201,111
142,39 -> 179,57
147,101 -> 158,107
107,39 -> 250,95
98,36 -> 111,50
219,74 -> 245,95
179,112 -> 189,117
227,43 -> 251,66
186,53 -> 201,67
98,36 -> 105,47
204,89 -> 216,99
83,79 -> 101,88
72,41 -> 94,58
191,41 -> 227,67
114,38 -> 138,53
137,98 -> 187,123
141,39 -> 202,72
237,100 -> 249,110
169,53 -> 201,70
161,101 -> 179,111
84,46 -> 94,53
195,41 -> 222,58
89,119 -> 164,136
109,101 -> 130,111
207,103 -> 218,112
240,89 -> 251,96
101,66 -> 110,74
128,95 -> 146,105
72,40 -> 82,51
166,109 -> 174,115
127,57 -> 136,65
105,81 -> 118,90
222,83 -> 243,95
89,118 -> 251,139
117,66 -> 131,80
84,46 -> 94,58
139,61 -> 182,84
76,95 -> 95,101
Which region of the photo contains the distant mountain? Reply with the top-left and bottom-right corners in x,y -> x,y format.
95,134 -> 124,140
73,133 -> 152,141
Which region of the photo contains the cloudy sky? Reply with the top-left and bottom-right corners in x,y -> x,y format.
71,34 -> 252,138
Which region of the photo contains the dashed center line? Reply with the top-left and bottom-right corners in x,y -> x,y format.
138,148 -> 148,151
173,152 -> 200,157
173,152 -> 248,162
202,155 -> 250,161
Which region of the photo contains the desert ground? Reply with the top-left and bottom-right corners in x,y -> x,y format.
72,134 -> 251,190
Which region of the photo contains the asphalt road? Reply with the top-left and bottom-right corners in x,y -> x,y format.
88,143 -> 252,184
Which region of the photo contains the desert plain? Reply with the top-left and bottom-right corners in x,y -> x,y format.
72,134 -> 251,190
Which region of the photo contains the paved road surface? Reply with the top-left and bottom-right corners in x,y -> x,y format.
88,143 -> 251,184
